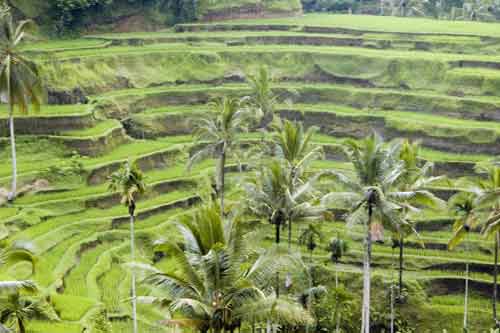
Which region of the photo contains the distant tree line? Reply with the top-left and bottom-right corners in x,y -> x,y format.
9,0 -> 198,35
8,0 -> 500,36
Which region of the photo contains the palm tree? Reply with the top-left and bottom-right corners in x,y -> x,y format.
475,163 -> 500,328
328,236 -> 348,333
394,140 -> 444,297
244,159 -> 325,297
298,223 -> 323,333
272,119 -> 323,252
0,242 -> 37,333
298,224 -> 323,262
322,133 -> 406,333
141,204 -> 312,333
0,7 -> 43,201
0,294 -> 56,333
108,160 -> 146,333
189,96 -> 256,217
448,192 -> 479,332
246,66 -> 277,127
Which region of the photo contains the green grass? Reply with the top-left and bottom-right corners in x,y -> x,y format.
0,137 -> 185,182
7,14 -> 500,333
0,104 -> 91,118
225,13 -> 500,38
28,321 -> 82,333
89,30 -> 362,40
61,119 -> 121,138
295,103 -> 500,143
47,42 -> 500,62
22,39 -> 110,52
50,293 -> 97,321
98,82 -> 500,114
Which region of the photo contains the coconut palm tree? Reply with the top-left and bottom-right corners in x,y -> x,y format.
244,159 -> 325,297
189,96 -> 256,217
0,8 -> 43,201
141,204 -> 312,333
394,140 -> 445,297
246,66 -> 277,127
475,163 -> 500,328
108,160 -> 146,333
0,294 -> 56,333
0,241 -> 37,333
328,236 -> 348,333
448,191 -> 479,332
272,119 -> 323,252
298,224 -> 323,262
322,133 -> 406,333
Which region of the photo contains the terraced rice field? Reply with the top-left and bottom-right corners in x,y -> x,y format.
2,13 -> 500,332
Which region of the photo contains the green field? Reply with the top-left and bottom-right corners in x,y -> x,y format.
2,12 -> 500,333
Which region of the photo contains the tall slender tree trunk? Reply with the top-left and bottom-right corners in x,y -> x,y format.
399,236 -> 404,297
361,201 -> 373,333
335,260 -> 341,333
464,234 -> 469,331
8,104 -> 17,202
307,250 -> 313,333
494,231 -> 499,328
390,246 -> 395,333
219,151 -> 226,220
129,203 -> 138,333
275,220 -> 280,298
288,217 -> 292,254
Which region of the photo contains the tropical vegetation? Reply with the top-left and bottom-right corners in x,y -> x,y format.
3,4 -> 500,333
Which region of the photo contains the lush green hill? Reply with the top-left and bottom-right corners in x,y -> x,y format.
3,12 -> 500,333
10,0 -> 302,35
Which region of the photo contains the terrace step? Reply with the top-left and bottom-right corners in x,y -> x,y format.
110,195 -> 201,229
89,30 -> 500,55
102,83 -> 500,122
0,106 -> 94,136
86,145 -> 183,185
39,120 -> 129,157
174,21 -> 500,40
123,99 -> 500,155
85,177 -> 197,209
280,107 -> 500,155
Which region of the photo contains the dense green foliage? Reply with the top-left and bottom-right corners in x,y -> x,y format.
4,10 -> 500,333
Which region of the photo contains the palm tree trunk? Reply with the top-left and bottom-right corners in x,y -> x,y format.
8,104 -> 17,202
399,236 -> 404,297
494,231 -> 499,328
464,251 -> 469,331
219,151 -> 226,219
390,283 -> 395,333
307,253 -> 313,333
335,260 -> 341,333
390,246 -> 395,333
288,217 -> 292,254
129,204 -> 138,333
275,220 -> 280,298
361,202 -> 373,333
18,317 -> 25,333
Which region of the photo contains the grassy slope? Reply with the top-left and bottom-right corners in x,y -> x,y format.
3,13 -> 500,333
226,13 -> 500,37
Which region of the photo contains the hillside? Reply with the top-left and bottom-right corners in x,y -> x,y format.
9,0 -> 302,34
2,13 -> 500,332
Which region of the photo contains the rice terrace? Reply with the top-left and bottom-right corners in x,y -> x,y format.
5,0 -> 500,332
